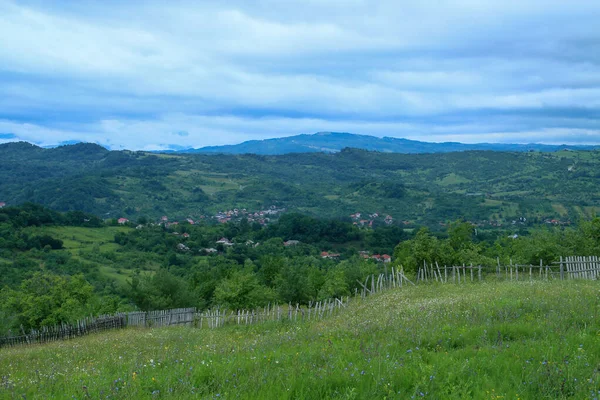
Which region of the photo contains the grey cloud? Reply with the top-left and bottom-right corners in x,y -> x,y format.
0,0 -> 599,148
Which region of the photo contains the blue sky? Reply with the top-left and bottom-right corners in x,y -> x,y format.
1,0 -> 599,150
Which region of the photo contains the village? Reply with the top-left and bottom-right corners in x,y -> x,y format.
115,205 -> 287,228
114,207 -> 393,262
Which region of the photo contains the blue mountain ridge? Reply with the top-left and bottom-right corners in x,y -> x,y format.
166,132 -> 599,155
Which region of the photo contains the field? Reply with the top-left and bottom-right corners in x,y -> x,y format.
22,226 -> 131,253
1,280 -> 599,399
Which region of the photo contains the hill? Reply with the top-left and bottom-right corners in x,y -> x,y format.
1,142 -> 600,226
177,131 -> 600,155
1,280 -> 598,398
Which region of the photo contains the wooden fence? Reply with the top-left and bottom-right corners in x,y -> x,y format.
415,256 -> 600,284
0,299 -> 349,349
2,255 -> 598,349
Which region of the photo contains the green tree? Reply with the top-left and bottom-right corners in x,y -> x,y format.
1,272 -> 94,330
393,228 -> 441,274
318,267 -> 349,300
214,269 -> 277,310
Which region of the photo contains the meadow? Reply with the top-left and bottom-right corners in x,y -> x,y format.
1,280 -> 599,399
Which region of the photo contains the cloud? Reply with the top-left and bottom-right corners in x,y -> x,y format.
0,0 -> 599,149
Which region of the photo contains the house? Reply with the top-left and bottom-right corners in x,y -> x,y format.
350,213 -> 361,219
0,202 -> 5,208
186,218 -> 195,225
177,243 -> 190,251
202,248 -> 218,253
117,218 -> 129,224
182,233 -> 190,238
216,237 -> 233,246
382,254 -> 391,263
161,216 -> 168,222
284,240 -> 300,246
358,251 -> 370,259
321,251 -> 340,259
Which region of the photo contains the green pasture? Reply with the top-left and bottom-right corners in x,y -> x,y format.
2,280 -> 599,399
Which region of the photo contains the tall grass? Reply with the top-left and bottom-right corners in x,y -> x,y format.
1,280 -> 599,399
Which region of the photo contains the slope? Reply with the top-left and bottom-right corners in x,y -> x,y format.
1,280 -> 598,399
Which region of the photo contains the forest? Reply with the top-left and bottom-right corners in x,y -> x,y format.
1,203 -> 599,335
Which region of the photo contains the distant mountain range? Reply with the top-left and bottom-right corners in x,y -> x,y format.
170,132 -> 600,155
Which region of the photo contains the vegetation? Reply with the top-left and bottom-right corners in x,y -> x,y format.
1,203 -> 599,337
1,144 -> 599,397
1,280 -> 599,399
1,143 -> 600,226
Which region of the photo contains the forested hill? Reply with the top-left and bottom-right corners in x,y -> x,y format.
178,132 -> 600,155
1,142 -> 600,226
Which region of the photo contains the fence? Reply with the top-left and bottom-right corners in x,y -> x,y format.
414,256 -> 600,284
0,299 -> 349,349
2,255 -> 598,349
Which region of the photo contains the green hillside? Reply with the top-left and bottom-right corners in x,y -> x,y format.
1,280 -> 598,399
1,142 -> 600,227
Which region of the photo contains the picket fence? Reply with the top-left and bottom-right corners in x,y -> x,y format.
1,256 -> 598,349
0,299 -> 349,348
415,256 -> 600,284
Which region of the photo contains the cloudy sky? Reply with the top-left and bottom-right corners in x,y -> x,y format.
1,0 -> 599,150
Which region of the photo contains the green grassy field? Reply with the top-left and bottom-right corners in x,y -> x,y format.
1,280 -> 599,399
22,226 -> 131,252
16,225 -> 155,287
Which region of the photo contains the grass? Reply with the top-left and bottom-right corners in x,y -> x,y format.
22,226 -> 131,253
97,265 -> 139,286
17,226 -> 148,286
1,281 -> 600,399
552,203 -> 569,217
436,173 -> 471,186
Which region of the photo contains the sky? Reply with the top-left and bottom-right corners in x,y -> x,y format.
1,0 -> 599,150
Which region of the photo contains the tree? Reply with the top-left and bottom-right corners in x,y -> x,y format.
318,267 -> 349,300
214,269 -> 276,310
1,272 -> 94,330
393,228 -> 441,274
128,269 -> 194,311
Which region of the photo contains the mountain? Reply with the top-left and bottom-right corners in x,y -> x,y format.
177,132 -> 599,155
